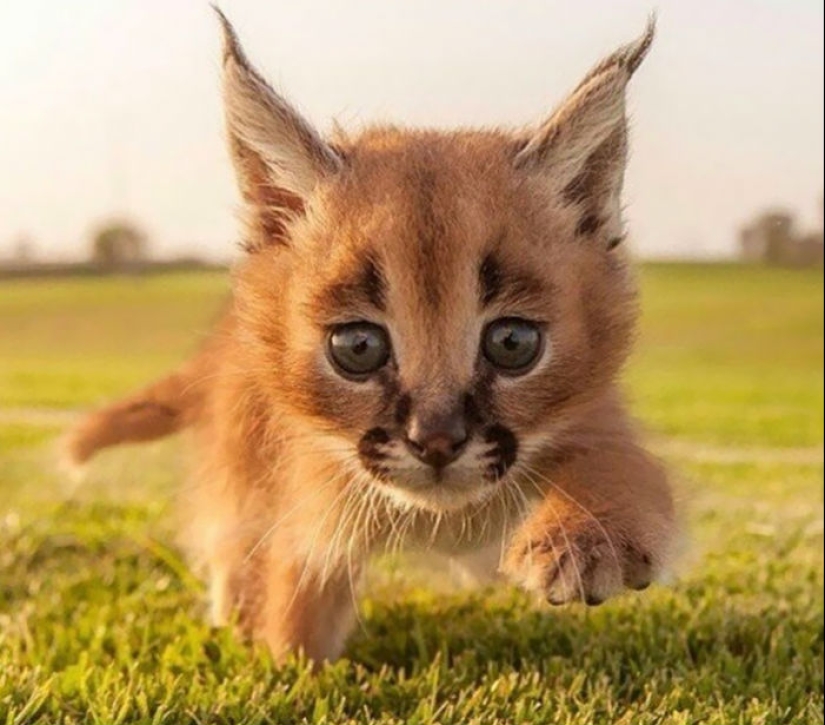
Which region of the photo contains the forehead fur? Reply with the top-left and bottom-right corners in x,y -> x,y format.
279,128 -> 581,374
294,126 -> 583,309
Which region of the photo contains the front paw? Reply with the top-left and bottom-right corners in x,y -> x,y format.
504,520 -> 656,606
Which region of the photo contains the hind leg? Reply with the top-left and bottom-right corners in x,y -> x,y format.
180,485 -> 244,628
207,555 -> 236,627
193,526 -> 240,627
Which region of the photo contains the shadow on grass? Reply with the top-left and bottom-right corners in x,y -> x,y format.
346,590 -> 823,696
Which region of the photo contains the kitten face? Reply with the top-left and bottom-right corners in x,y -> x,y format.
235,130 -> 637,512
219,12 -> 652,513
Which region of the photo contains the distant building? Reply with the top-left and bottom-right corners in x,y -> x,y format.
739,199 -> 824,267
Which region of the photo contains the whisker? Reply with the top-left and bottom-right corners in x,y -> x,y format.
285,476 -> 361,613
243,475 -> 344,563
521,463 -> 622,576
520,467 -> 586,603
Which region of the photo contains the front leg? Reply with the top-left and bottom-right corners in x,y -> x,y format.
504,443 -> 675,605
246,553 -> 359,663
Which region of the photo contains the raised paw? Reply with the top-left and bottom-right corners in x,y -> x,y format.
504,520 -> 656,606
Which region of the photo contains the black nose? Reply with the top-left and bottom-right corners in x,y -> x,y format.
405,410 -> 468,469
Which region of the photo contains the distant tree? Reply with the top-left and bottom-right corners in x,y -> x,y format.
12,234 -> 36,264
90,219 -> 148,270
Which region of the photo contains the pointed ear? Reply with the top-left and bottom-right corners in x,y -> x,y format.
515,17 -> 655,246
214,8 -> 342,250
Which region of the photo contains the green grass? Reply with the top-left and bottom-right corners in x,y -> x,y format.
0,264 -> 822,724
0,272 -> 228,407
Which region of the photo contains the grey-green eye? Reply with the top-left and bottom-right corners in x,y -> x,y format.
482,318 -> 543,374
327,323 -> 391,378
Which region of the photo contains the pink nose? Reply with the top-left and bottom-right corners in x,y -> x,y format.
405,411 -> 468,469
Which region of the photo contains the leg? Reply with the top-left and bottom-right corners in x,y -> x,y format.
254,549 -> 356,662
505,441 -> 675,605
208,557 -> 235,626
178,476 -> 244,628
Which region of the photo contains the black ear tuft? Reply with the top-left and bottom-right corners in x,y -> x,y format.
607,235 -> 626,251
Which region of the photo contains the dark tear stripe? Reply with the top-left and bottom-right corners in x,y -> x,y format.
479,253 -> 503,305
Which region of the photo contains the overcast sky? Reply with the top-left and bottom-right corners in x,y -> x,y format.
1,0 -> 822,261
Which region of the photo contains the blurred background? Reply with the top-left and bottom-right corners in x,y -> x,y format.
0,3 -> 822,721
1,0 -> 823,267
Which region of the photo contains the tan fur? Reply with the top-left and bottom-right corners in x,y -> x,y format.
69,12 -> 675,663
66,360 -> 199,464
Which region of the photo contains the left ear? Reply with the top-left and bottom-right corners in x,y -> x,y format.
515,17 -> 655,245
214,7 -> 343,251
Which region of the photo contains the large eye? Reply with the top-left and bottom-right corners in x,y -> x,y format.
327,322 -> 391,378
482,318 -> 543,374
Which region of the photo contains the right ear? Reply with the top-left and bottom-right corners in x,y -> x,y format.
515,18 -> 655,246
215,8 -> 342,250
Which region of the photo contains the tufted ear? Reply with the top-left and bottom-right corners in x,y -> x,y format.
214,8 -> 342,250
515,17 -> 655,247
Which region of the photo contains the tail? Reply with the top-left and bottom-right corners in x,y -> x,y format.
65,357 -> 207,465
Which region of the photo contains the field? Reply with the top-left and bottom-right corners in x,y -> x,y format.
0,264 -> 822,724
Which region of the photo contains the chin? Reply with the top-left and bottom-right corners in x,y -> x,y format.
372,467 -> 498,513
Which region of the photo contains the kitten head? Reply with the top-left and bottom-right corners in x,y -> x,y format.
217,10 -> 653,512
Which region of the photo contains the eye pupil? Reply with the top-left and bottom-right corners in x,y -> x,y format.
482,318 -> 542,374
503,333 -> 519,351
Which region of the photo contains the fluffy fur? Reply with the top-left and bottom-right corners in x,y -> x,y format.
67,11 -> 675,663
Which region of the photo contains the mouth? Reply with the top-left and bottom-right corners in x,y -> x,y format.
371,470 -> 499,512
356,424 -> 519,513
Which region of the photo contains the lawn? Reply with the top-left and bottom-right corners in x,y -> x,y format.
0,264 -> 822,724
